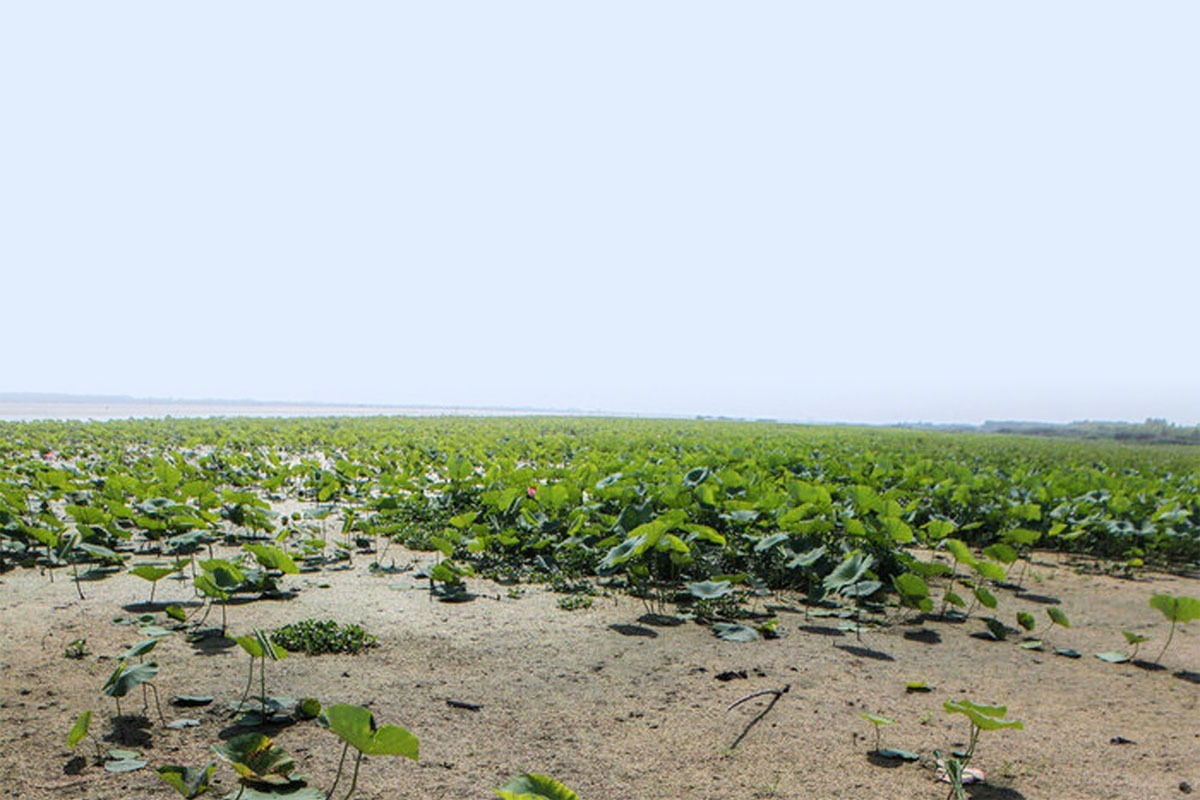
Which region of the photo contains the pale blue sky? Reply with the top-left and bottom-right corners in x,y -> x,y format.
3,3 -> 1197,424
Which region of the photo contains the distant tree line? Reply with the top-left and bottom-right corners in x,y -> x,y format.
978,418 -> 1200,445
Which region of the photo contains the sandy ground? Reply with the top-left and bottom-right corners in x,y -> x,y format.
0,551 -> 1196,800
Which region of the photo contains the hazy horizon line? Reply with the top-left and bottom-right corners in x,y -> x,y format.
0,391 -> 1191,429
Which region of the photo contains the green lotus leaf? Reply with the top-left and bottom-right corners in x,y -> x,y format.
103,661 -> 159,698
77,543 -> 123,563
1002,528 -> 1041,547
244,544 -> 299,575
67,710 -> 92,748
875,748 -> 920,762
599,535 -> 645,571
892,572 -> 932,611
973,560 -> 1006,582
130,565 -> 178,583
1047,607 -> 1070,628
120,637 -> 162,660
320,704 -> 419,759
712,623 -> 761,642
686,580 -> 733,600
753,533 -> 791,553
200,559 -> 245,588
943,539 -> 975,566
943,700 -> 1023,731
786,545 -> 827,569
1150,594 -> 1200,624
222,784 -> 324,800
193,574 -> 228,601
982,543 -> 1018,565
235,630 -> 287,661
907,560 -> 953,579
974,587 -> 998,609
824,552 -> 874,590
840,579 -> 882,598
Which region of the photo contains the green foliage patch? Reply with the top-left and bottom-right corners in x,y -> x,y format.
271,619 -> 378,656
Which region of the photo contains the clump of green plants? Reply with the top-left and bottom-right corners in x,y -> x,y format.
64,637 -> 90,660
557,594 -> 593,611
272,619 -> 378,655
549,575 -> 596,596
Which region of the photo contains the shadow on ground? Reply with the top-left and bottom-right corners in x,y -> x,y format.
903,628 -> 942,644
104,715 -> 153,748
835,644 -> 894,661
609,624 -> 657,638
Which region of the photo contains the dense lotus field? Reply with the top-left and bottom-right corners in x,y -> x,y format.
2,416 -> 1198,587
0,416 -> 1197,799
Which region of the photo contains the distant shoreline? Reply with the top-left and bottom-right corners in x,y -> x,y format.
0,399 -> 580,423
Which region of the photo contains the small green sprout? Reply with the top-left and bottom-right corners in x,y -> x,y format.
939,700 -> 1023,800
66,710 -> 104,764
232,629 -> 287,721
1149,594 -> 1200,666
859,712 -> 895,752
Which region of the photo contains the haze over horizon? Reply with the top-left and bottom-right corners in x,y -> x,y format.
0,391 -> 1190,429
3,3 -> 1197,427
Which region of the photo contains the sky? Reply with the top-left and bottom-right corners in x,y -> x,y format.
2,3 -> 1197,425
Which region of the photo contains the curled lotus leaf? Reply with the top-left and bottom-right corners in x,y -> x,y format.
494,773 -> 580,800
211,733 -> 296,785
103,662 -> 159,698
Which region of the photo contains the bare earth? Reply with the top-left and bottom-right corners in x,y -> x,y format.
1,551 -> 1196,800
